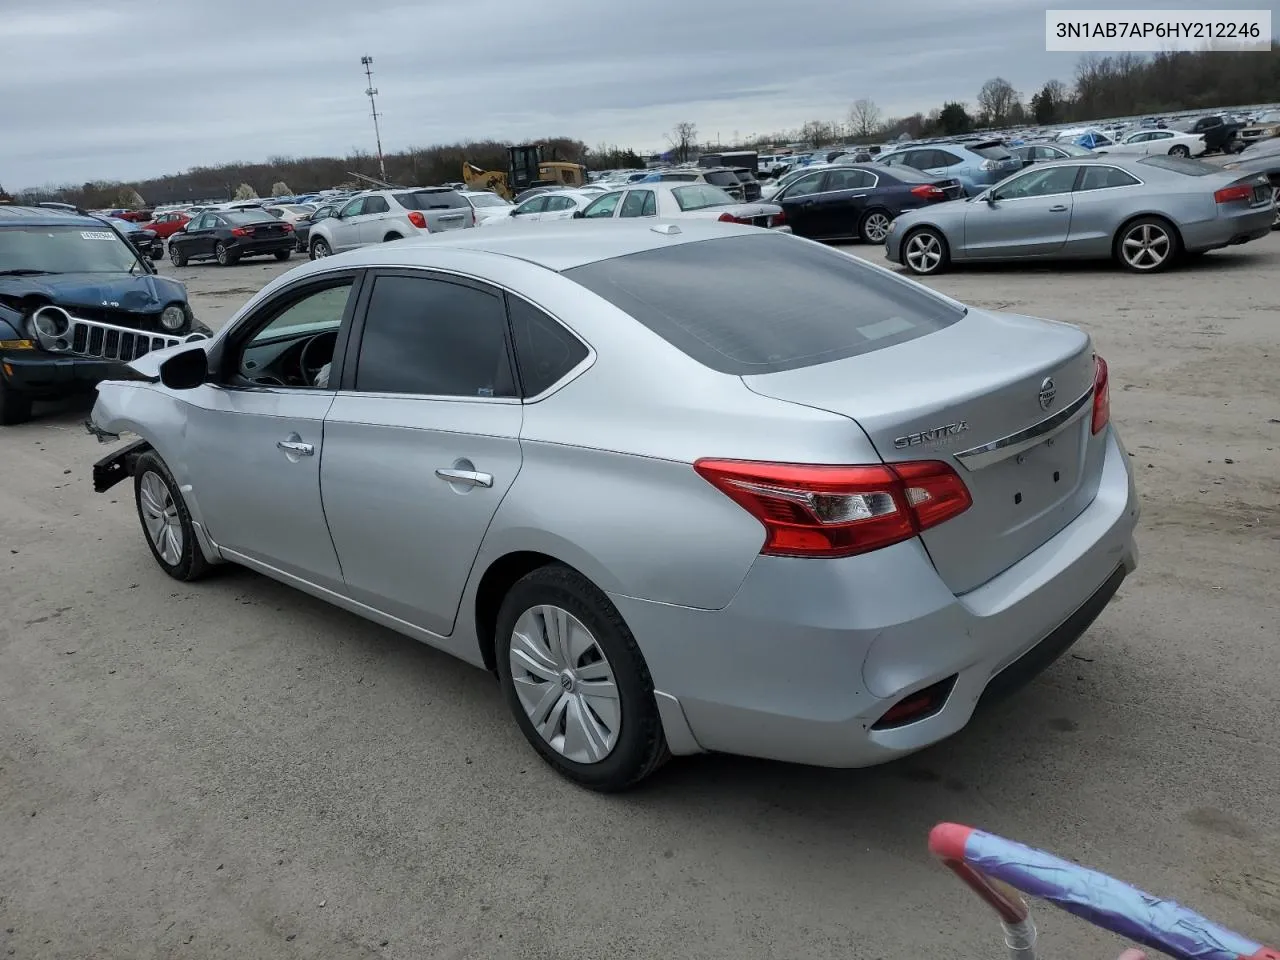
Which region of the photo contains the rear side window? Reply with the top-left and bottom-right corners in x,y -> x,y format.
507,296 -> 589,396
1138,156 -> 1218,176
394,190 -> 468,210
364,196 -> 390,214
703,171 -> 739,187
1077,166 -> 1141,190
971,144 -> 1014,160
564,234 -> 965,375
355,275 -> 516,398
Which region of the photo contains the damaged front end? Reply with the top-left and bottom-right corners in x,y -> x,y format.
89,436 -> 151,492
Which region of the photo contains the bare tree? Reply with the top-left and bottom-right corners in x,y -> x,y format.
800,120 -> 838,147
847,98 -> 883,138
667,122 -> 698,163
977,77 -> 1019,127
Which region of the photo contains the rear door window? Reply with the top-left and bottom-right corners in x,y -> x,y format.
363,196 -> 390,214
582,192 -> 623,218
564,233 -> 964,375
619,190 -> 653,217
1076,166 -> 1142,190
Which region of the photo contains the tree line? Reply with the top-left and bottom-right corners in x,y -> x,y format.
7,46 -> 1277,209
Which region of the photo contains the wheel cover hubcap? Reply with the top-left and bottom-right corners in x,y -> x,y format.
139,471 -> 183,566
906,233 -> 941,271
866,214 -> 890,240
509,604 -> 621,764
1122,224 -> 1170,268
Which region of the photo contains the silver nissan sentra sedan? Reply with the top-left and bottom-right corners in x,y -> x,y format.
86,220 -> 1140,791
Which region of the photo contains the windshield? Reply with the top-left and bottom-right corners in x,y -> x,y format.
468,193 -> 510,208
671,184 -> 737,211
1255,111 -> 1280,123
0,224 -> 142,274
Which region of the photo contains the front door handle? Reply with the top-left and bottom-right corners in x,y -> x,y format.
435,468 -> 493,488
277,436 -> 314,457
1048,204 -> 1068,212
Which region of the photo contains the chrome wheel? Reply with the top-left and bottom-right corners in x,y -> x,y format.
214,242 -> 229,265
138,470 -> 183,566
508,604 -> 621,764
1169,145 -> 1190,158
905,231 -> 944,273
862,211 -> 891,242
1120,222 -> 1172,270
1271,187 -> 1279,227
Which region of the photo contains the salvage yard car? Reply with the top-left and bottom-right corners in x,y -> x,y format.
0,204 -> 205,425
169,209 -> 295,266
88,221 -> 1138,791
887,155 -> 1274,276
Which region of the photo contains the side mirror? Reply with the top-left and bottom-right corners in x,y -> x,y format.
158,346 -> 209,390
985,192 -> 998,205
572,210 -> 584,219
509,208 -> 519,216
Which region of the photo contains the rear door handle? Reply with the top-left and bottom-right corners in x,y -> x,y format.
1049,205 -> 1068,212
435,468 -> 493,488
277,436 -> 314,456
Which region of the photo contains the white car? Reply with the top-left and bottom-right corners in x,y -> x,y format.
308,188 -> 476,258
459,190 -> 514,225
1100,129 -> 1208,158
486,189 -> 599,225
576,181 -> 788,230
263,203 -> 319,224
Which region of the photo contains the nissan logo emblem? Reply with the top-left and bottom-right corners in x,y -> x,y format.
1038,377 -> 1057,410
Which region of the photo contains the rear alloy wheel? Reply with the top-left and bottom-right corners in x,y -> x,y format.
310,237 -> 330,260
496,564 -> 668,792
214,241 -> 236,266
133,451 -> 210,582
274,249 -> 291,261
860,209 -> 892,243
902,227 -> 949,275
1169,145 -> 1191,158
1116,217 -> 1178,273
169,243 -> 187,267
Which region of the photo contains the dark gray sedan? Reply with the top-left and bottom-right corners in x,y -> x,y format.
885,155 -> 1274,275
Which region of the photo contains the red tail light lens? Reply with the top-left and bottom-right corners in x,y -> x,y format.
911,184 -> 945,200
230,226 -> 252,237
693,459 -> 972,558
1091,354 -> 1110,434
770,209 -> 786,228
1213,184 -> 1253,204
407,211 -> 428,229
717,212 -> 748,224
282,222 -> 294,232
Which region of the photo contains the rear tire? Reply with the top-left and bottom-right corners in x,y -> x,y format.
382,232 -> 403,242
274,249 -> 291,261
859,208 -> 893,244
214,241 -> 237,266
0,380 -> 34,426
133,451 -> 211,582
1169,145 -> 1191,158
495,564 -> 669,792
1114,216 -> 1179,273
901,226 -> 950,275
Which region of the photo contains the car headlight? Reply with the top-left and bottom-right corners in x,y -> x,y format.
160,305 -> 187,331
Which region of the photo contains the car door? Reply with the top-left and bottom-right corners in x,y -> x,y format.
320,270 -> 524,635
812,167 -> 876,237
580,191 -> 623,219
178,271 -> 363,588
1062,164 -> 1144,256
774,170 -> 829,236
328,197 -> 366,251
356,195 -> 392,243
542,195 -> 577,221
180,213 -> 215,257
960,164 -> 1080,259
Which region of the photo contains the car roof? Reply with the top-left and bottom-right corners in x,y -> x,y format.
0,205 -> 110,229
299,219 -> 759,273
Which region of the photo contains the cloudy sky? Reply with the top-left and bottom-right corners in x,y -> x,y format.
0,0 -> 1257,189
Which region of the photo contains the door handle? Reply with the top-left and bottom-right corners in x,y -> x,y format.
277,437 -> 314,456
435,468 -> 493,488
1049,205 -> 1068,212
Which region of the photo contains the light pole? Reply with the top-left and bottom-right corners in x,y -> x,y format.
360,55 -> 387,182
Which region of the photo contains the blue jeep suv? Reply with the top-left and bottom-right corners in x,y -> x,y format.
0,205 -> 207,424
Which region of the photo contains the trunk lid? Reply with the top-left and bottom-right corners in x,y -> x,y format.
742,308 -> 1103,594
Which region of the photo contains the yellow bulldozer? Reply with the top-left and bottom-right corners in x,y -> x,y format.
463,144 -> 587,201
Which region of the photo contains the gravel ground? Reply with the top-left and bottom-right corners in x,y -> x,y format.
2,235 -> 1278,960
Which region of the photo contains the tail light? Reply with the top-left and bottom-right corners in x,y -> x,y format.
1213,183 -> 1253,204
693,459 -> 972,558
769,209 -> 786,228
980,159 -> 999,171
1091,355 -> 1110,435
281,222 -> 293,232
230,226 -> 253,237
717,212 -> 749,224
407,211 -> 428,229
911,184 -> 946,200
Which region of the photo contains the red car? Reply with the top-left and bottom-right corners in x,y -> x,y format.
144,210 -> 191,238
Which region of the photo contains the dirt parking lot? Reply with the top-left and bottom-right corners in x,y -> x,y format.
2,237 -> 1278,960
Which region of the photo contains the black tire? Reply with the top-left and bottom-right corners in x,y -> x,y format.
169,243 -> 188,267
274,249 -> 291,261
310,237 -> 331,260
1114,216 -> 1180,274
0,379 -> 34,426
900,226 -> 950,275
133,451 -> 211,582
859,208 -> 893,244
382,232 -> 403,242
214,241 -> 237,266
495,564 -> 669,792
1169,145 -> 1190,158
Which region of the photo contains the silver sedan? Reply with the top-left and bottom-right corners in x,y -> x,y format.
885,155 -> 1274,275
88,221 -> 1138,791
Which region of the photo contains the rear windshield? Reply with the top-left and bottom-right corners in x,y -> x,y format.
670,184 -> 735,211
1138,155 -> 1219,176
703,171 -> 740,187
394,190 -> 468,210
971,144 -> 1014,160
563,233 -> 965,375
224,210 -> 276,224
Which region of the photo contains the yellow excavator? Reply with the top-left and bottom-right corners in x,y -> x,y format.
463,144 -> 587,201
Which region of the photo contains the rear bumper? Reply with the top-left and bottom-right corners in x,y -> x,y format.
230,236 -> 293,256
612,426 -> 1140,767
1182,208 -> 1274,251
